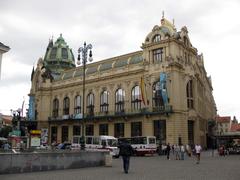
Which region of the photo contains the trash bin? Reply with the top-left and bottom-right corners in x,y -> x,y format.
105,154 -> 112,167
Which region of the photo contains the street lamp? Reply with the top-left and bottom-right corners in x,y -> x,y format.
77,42 -> 93,150
11,109 -> 21,131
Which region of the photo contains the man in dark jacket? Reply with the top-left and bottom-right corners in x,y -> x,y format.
119,140 -> 134,174
166,143 -> 171,160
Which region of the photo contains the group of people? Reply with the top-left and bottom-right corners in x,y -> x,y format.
164,143 -> 202,164
118,140 -> 203,174
218,144 -> 228,156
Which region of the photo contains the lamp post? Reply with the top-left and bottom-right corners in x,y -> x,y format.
77,42 -> 93,150
11,109 -> 21,131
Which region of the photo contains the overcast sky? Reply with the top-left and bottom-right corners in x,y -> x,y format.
0,0 -> 239,119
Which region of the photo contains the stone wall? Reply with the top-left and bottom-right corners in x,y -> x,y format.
0,151 -> 107,174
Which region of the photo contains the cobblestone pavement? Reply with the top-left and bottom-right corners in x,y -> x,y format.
1,151 -> 240,180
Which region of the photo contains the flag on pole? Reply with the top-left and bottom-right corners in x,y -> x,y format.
140,77 -> 149,106
21,97 -> 25,117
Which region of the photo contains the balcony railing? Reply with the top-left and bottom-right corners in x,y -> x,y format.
48,105 -> 173,121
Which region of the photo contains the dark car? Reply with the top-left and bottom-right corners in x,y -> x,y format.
56,143 -> 71,150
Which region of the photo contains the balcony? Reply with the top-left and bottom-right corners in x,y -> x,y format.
48,105 -> 173,121
94,105 -> 173,119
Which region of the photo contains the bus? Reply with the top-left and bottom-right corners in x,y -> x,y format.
71,135 -> 120,157
118,136 -> 157,156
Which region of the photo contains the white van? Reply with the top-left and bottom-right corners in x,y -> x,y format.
71,135 -> 120,157
118,136 -> 157,156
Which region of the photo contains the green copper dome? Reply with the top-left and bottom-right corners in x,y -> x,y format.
43,34 -> 75,74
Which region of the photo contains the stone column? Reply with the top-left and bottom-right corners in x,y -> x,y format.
0,43 -> 10,80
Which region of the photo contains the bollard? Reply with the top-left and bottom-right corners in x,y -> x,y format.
105,154 -> 112,167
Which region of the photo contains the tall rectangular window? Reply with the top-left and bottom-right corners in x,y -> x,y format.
51,126 -> 57,143
50,47 -> 57,59
114,123 -> 124,138
115,89 -> 125,113
73,125 -> 81,136
153,48 -> 163,63
131,122 -> 142,137
187,80 -> 194,109
62,48 -> 68,59
188,120 -> 194,145
86,124 -> 94,136
100,91 -> 109,113
62,126 -> 68,143
74,95 -> 81,114
99,124 -> 108,135
87,93 -> 94,116
153,120 -> 166,144
63,97 -> 70,115
52,99 -> 59,118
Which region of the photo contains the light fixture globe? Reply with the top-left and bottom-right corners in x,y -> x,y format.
88,56 -> 93,62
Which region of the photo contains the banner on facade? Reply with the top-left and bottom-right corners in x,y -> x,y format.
160,72 -> 168,105
140,76 -> 149,106
28,95 -> 35,121
41,128 -> 48,145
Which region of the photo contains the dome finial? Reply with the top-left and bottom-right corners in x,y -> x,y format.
162,10 -> 165,19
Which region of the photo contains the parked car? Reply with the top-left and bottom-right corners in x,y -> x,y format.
56,142 -> 71,150
70,143 -> 81,150
228,146 -> 240,154
36,144 -> 51,150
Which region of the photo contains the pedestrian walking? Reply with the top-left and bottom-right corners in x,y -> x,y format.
3,142 -> 10,150
186,144 -> 191,157
118,140 -> 134,174
180,144 -> 185,160
171,144 -> 175,155
175,145 -> 180,160
195,144 -> 202,164
166,143 -> 171,160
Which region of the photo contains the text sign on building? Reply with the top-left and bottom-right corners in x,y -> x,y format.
31,137 -> 40,147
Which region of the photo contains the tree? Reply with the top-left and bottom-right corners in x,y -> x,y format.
0,126 -> 12,138
208,119 -> 216,136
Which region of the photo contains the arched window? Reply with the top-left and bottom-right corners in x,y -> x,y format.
153,34 -> 161,42
152,81 -> 164,108
52,98 -> 59,118
115,88 -> 125,113
186,80 -> 194,109
62,48 -> 68,59
63,97 -> 70,115
74,95 -> 81,114
100,90 -> 109,113
50,47 -> 57,59
87,93 -> 94,115
131,86 -> 141,110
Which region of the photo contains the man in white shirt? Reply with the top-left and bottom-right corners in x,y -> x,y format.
195,144 -> 202,164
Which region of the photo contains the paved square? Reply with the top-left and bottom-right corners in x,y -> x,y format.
0,151 -> 239,180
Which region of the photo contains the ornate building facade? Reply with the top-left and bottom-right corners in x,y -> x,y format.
29,17 -> 216,147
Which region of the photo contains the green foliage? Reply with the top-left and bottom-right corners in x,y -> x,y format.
0,126 -> 12,138
208,119 -> 216,128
